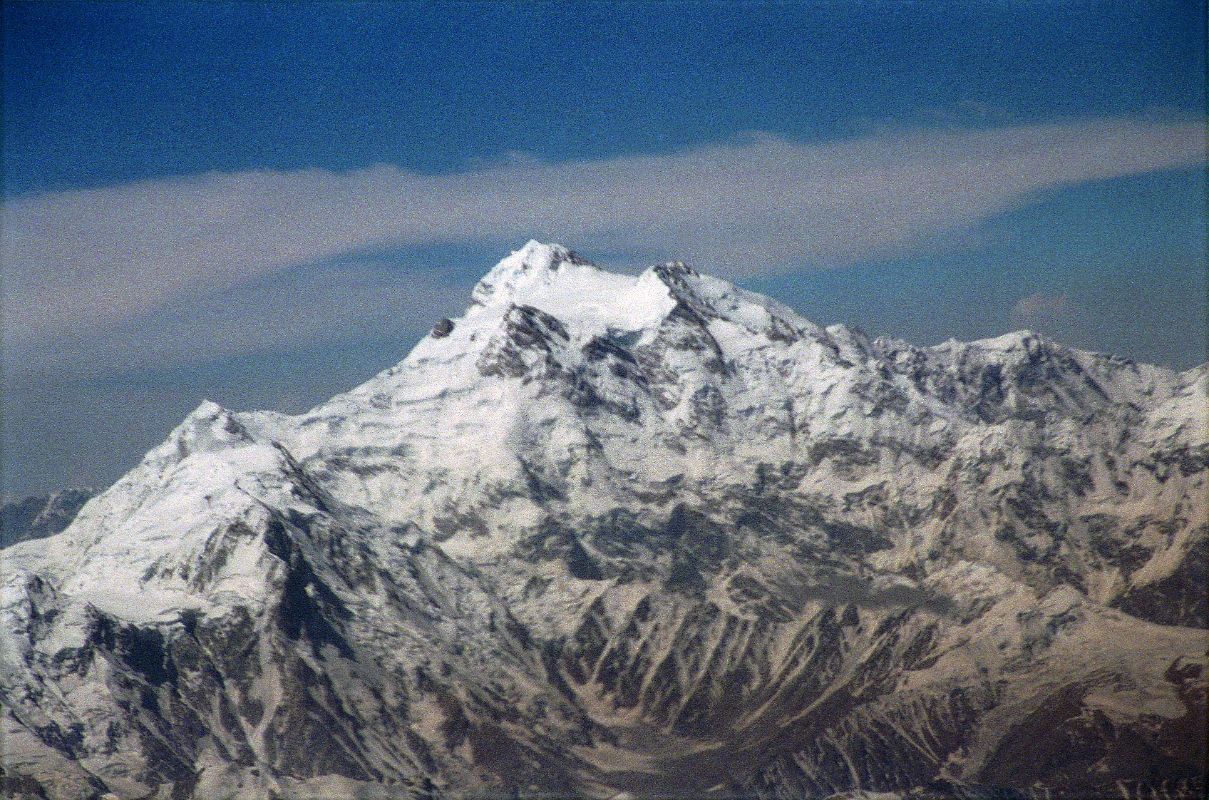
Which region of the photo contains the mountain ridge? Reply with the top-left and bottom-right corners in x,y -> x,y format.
2,241 -> 1205,799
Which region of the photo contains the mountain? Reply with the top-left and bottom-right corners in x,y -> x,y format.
2,241 -> 1205,800
0,489 -> 94,549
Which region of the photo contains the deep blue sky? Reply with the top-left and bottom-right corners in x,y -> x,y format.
5,1 -> 1204,193
2,1 -> 1206,496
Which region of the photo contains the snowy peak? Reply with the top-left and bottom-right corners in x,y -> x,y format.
469,240 -> 598,306
338,242 -> 1199,458
459,242 -> 828,360
143,399 -> 253,469
464,242 -> 679,343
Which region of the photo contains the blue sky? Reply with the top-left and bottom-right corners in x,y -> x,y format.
2,1 -> 1206,496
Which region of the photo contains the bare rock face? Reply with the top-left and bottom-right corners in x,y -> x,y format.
2,242 -> 1205,799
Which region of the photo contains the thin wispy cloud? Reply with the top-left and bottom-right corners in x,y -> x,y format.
24,262 -> 472,378
3,116 -> 1204,364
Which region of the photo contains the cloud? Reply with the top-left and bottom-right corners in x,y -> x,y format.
2,115 -> 1204,357
16,261 -> 471,378
1010,291 -> 1074,327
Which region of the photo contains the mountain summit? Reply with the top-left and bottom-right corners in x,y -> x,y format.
2,243 -> 1205,799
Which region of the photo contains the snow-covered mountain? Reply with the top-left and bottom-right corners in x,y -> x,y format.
2,241 -> 1205,799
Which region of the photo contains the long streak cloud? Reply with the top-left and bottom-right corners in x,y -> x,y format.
3,117 -> 1204,353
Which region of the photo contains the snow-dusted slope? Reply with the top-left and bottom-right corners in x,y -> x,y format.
2,242 -> 1205,799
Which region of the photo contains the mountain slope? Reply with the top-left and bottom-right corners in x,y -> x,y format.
2,242 -> 1205,799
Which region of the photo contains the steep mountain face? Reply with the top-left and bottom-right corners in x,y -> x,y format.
0,489 -> 94,549
2,242 -> 1205,800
